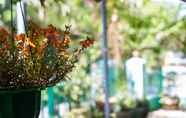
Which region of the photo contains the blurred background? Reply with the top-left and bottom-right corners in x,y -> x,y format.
1,0 -> 186,118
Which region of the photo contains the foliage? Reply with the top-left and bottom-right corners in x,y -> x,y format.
113,92 -> 137,112
0,21 -> 94,89
106,0 -> 186,67
54,67 -> 93,108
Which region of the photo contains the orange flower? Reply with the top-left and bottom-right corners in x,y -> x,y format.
50,39 -> 62,48
15,34 -> 25,42
23,47 -> 30,58
28,20 -> 42,38
62,37 -> 71,46
80,37 -> 94,48
26,38 -> 36,48
44,24 -> 61,39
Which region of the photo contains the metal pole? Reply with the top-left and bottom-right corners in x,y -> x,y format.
100,0 -> 110,118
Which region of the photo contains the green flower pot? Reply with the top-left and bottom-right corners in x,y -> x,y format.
0,89 -> 41,118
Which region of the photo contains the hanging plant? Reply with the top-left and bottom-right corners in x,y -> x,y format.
0,21 -> 94,90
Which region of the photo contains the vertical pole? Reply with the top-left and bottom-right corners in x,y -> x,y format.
100,0 -> 110,118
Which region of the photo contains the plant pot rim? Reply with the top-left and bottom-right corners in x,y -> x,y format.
0,87 -> 44,93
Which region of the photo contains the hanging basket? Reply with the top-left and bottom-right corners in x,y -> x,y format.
0,1 -> 94,118
0,24 -> 94,117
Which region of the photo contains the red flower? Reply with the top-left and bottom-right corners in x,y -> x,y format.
0,27 -> 9,43
3,42 -> 10,49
